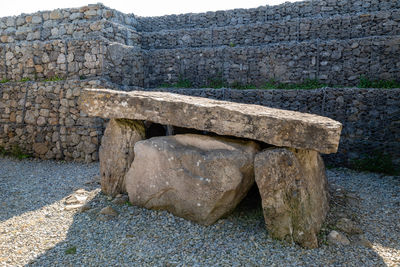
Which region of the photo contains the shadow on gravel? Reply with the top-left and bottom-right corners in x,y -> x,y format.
0,156 -> 99,222
29,177 -> 394,266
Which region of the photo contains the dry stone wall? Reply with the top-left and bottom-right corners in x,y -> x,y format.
0,0 -> 399,166
0,79 -> 117,162
135,0 -> 400,32
143,35 -> 400,87
141,9 -> 400,49
0,4 -> 138,44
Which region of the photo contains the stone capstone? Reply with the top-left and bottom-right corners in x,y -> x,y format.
99,118 -> 145,196
254,148 -> 329,248
125,134 -> 260,225
79,89 -> 342,154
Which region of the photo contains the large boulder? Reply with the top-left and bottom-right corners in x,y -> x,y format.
125,134 -> 260,225
80,89 -> 342,154
100,119 -> 145,196
254,148 -> 329,248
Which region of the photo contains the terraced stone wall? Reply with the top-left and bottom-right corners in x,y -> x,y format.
136,0 -> 400,32
0,0 -> 399,167
143,35 -> 400,87
137,1 -> 400,87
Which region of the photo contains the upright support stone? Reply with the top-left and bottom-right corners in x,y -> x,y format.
99,118 -> 145,196
254,148 -> 329,248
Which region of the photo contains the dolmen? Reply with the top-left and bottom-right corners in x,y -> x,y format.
79,89 -> 342,248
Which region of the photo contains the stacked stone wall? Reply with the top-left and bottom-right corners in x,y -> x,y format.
141,9 -> 400,49
0,3 -> 137,44
136,0 -> 400,32
143,35 -> 400,87
0,0 -> 399,167
0,79 -> 117,162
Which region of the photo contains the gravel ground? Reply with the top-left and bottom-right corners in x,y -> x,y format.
0,156 -> 399,267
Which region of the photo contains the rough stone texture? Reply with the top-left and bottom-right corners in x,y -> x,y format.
327,230 -> 351,246
136,0 -> 400,32
0,1 -> 399,166
125,134 -> 259,225
254,148 -> 329,248
99,118 -> 145,196
79,89 -> 342,154
138,86 -> 400,167
335,218 -> 363,234
0,79 -> 117,162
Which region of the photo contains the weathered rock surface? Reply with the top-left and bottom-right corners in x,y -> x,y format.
99,118 -> 145,196
79,89 -> 342,154
125,134 -> 260,225
254,148 -> 329,248
336,218 -> 363,235
99,206 -> 119,217
327,230 -> 350,246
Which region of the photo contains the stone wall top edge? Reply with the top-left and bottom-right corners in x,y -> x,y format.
111,86 -> 400,94
147,87 -> 400,92
143,34 -> 400,52
4,0 -> 400,27
134,0 -> 400,22
0,3 -> 132,19
0,36 -> 110,46
134,0 -> 323,19
140,8 -> 400,34
0,77 -> 106,87
0,3 -> 137,29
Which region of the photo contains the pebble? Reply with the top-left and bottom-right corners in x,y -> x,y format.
336,218 -> 363,234
99,206 -> 118,217
327,230 -> 351,246
111,195 -> 129,205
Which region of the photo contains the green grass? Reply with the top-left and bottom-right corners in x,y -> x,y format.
158,76 -> 400,90
0,78 -> 10,83
159,77 -> 193,88
358,75 -> 400,89
19,77 -> 31,82
65,246 -> 77,255
42,75 -> 63,82
0,145 -> 31,160
351,152 -> 399,176
261,79 -> 328,90
204,77 -> 225,89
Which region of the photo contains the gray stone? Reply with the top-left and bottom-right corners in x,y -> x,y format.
100,119 -> 145,196
125,134 -> 259,225
353,234 -> 373,248
33,143 -> 48,155
99,206 -> 118,216
254,148 -> 329,248
336,218 -> 363,234
80,89 -> 342,154
57,54 -> 66,64
50,10 -> 62,20
111,195 -> 129,205
31,16 -> 42,24
327,230 -> 350,246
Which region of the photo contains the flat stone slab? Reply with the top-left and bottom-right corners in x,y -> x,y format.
79,89 -> 342,154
